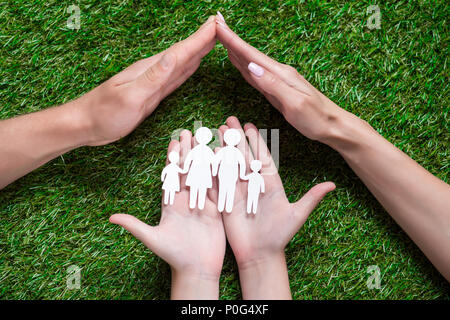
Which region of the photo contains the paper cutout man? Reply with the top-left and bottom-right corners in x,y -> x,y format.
183,127 -> 215,210
243,160 -> 265,214
213,128 -> 246,213
161,151 -> 183,205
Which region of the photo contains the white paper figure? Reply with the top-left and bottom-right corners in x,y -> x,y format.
161,151 -> 183,205
212,128 -> 246,213
243,160 -> 265,214
183,127 -> 215,210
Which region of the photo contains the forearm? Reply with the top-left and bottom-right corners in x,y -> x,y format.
0,101 -> 90,189
238,251 -> 291,300
324,110 -> 450,280
171,269 -> 220,300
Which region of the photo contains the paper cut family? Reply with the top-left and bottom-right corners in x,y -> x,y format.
161,127 -> 265,214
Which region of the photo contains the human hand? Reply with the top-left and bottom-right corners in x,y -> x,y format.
74,16 -> 217,146
215,15 -> 363,146
217,116 -> 335,299
110,130 -> 226,299
217,14 -> 450,284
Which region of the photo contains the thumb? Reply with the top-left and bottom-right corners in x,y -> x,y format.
293,182 -> 336,226
109,214 -> 160,253
134,52 -> 176,102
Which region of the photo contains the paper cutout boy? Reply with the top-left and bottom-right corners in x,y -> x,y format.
243,160 -> 265,214
161,151 -> 183,205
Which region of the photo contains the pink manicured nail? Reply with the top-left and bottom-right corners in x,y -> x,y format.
217,11 -> 225,23
248,62 -> 264,77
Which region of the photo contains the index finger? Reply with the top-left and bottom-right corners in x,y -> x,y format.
170,16 -> 217,66
215,17 -> 311,93
114,16 -> 216,86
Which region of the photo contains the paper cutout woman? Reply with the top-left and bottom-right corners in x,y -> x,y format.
243,160 -> 265,214
161,151 -> 183,205
212,128 -> 246,213
183,127 -> 215,210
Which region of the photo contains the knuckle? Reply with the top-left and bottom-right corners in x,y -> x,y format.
266,74 -> 278,87
284,64 -> 298,76
144,66 -> 158,83
279,64 -> 296,78
115,88 -> 134,107
144,68 -> 163,92
282,64 -> 307,82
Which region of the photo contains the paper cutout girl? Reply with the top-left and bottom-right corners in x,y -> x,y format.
183,127 -> 215,210
243,160 -> 265,214
161,151 -> 183,205
212,128 -> 246,213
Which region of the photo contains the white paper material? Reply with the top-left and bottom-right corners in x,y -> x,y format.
162,127 -> 265,213
161,151 -> 183,205
212,128 -> 246,213
243,160 -> 265,214
182,127 -> 215,210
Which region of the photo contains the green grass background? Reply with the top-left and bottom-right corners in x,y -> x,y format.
0,0 -> 449,299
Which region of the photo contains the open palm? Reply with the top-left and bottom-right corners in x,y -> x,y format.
110,129 -> 225,279
218,117 -> 335,266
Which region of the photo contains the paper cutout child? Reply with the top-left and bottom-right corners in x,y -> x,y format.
212,128 -> 246,213
183,127 -> 215,210
243,160 -> 265,214
161,151 -> 183,205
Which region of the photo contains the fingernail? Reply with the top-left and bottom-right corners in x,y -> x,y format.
248,62 -> 264,77
217,11 -> 225,23
215,19 -> 226,28
215,12 -> 227,28
160,52 -> 175,70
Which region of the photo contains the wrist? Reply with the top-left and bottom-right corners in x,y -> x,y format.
62,98 -> 96,147
171,268 -> 220,300
66,83 -> 116,147
237,250 -> 292,300
320,106 -> 377,154
237,250 -> 285,271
